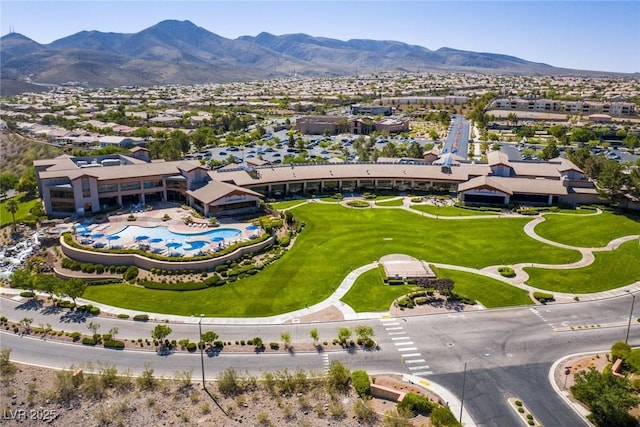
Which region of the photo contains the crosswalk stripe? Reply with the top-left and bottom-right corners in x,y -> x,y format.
386,327 -> 403,331
388,332 -> 406,336
405,359 -> 426,364
391,337 -> 411,341
411,370 -> 433,376
401,353 -> 421,357
381,321 -> 400,326
395,341 -> 414,346
409,365 -> 430,371
397,347 -> 418,352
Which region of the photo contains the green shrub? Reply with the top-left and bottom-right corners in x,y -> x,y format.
123,266 -> 139,282
117,314 -> 129,319
186,342 -> 197,352
351,370 -> 370,398
498,266 -> 516,277
397,393 -> 434,416
20,291 -> 35,298
133,314 -> 149,322
70,332 -> 81,341
82,337 -> 97,346
103,339 -> 125,349
430,406 -> 462,427
57,300 -> 74,308
269,342 -> 279,350
533,291 -> 554,303
89,307 -> 100,315
515,400 -> 522,407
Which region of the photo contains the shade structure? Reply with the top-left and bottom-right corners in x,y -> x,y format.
211,237 -> 225,243
106,235 -> 121,241
246,224 -> 259,231
149,237 -> 163,244
166,241 -> 182,249
91,233 -> 105,238
135,235 -> 149,241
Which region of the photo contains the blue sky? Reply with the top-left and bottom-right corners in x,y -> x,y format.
1,1 -> 638,73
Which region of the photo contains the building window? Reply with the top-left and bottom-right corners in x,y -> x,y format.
81,178 -> 91,197
143,180 -> 163,189
49,188 -> 73,199
98,183 -> 119,193
120,181 -> 141,191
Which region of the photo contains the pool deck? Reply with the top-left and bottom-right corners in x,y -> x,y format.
63,204 -> 260,257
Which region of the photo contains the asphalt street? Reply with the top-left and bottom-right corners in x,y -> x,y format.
1,293 -> 635,426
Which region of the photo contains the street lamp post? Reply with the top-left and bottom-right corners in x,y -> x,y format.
198,314 -> 206,389
626,292 -> 636,345
459,361 -> 467,424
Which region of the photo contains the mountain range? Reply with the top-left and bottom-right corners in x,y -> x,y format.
0,19 -> 629,95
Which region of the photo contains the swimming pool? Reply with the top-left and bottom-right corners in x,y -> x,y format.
108,225 -> 242,248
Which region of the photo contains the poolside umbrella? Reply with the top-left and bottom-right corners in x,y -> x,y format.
246,225 -> 259,231
135,235 -> 149,241
149,237 -> 163,244
211,236 -> 225,243
165,241 -> 182,249
106,235 -> 120,248
92,233 -> 105,239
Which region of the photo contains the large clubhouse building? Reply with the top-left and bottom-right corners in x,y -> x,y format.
35,147 -> 602,217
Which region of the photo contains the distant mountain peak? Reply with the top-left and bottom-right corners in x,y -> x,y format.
0,20 -> 626,96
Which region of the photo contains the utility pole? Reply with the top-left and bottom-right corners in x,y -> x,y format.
199,314 -> 206,389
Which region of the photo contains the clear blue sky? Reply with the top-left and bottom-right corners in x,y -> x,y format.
1,1 -> 639,73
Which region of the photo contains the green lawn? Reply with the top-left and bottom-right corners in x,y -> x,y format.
269,200 -> 310,210
83,203 -> 580,316
411,204 -> 498,216
375,199 -> 404,207
534,210 -> 640,248
341,268 -> 419,312
433,267 -> 534,308
525,240 -> 640,293
0,193 -> 40,228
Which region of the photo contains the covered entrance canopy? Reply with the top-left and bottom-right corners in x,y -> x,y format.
379,254 -> 435,280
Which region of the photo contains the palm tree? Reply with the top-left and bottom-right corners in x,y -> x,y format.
5,198 -> 19,231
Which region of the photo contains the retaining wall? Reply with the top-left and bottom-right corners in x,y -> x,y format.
60,235 -> 275,271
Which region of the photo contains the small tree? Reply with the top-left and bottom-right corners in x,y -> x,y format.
337,327 -> 352,346
108,327 -> 119,341
354,325 -> 374,342
5,198 -> 19,231
310,328 -> 319,346
281,332 -> 292,350
201,331 -> 219,346
87,322 -> 100,336
63,278 -> 87,306
151,324 -> 172,348
19,317 -> 33,334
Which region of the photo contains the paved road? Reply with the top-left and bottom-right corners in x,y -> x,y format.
443,114 -> 470,158
2,293 -> 637,426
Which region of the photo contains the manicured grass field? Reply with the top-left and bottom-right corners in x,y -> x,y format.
524,240 -> 640,293
534,210 -> 640,248
269,200 -> 309,210
0,193 -> 40,228
84,203 -> 580,316
433,267 -> 534,308
410,204 -> 498,216
375,198 -> 404,207
341,268 -> 419,312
